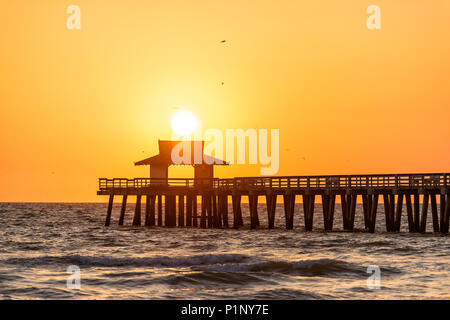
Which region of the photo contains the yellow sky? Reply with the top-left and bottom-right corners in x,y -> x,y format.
1,1 -> 450,202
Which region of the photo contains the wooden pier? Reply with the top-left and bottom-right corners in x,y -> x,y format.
98,173 -> 450,234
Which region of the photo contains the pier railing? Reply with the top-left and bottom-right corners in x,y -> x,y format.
99,173 -> 450,191
225,174 -> 449,189
98,177 -> 221,190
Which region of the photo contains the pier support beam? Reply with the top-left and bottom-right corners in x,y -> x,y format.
342,193 -> 356,231
406,193 -> 433,233
414,194 -> 420,232
283,192 -> 295,230
212,194 -> 220,228
321,193 -> 335,231
302,194 -> 315,231
340,193 -> 348,230
237,197 -> 243,227
118,194 -> 127,226
178,195 -> 185,227
232,194 -> 242,229
164,195 -> 176,227
132,195 -> 142,226
431,194 -> 439,232
157,195 -> 162,226
105,194 -> 114,226
186,194 -> 193,227
367,194 -> 378,233
266,193 -> 277,229
193,196 -> 198,227
220,195 -> 229,227
383,194 -> 392,232
441,193 -> 450,234
249,193 -> 259,229
206,194 -> 213,228
405,194 -> 414,232
420,193 -> 429,232
394,193 -> 403,232
165,195 -> 170,226
383,193 -> 403,232
362,194 -> 370,229
201,194 -> 207,228
144,195 -> 155,226
170,195 -> 177,227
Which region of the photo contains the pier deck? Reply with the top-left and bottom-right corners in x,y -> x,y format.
97,173 -> 450,234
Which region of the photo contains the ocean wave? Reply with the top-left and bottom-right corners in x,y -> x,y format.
158,270 -> 273,286
2,254 -> 369,277
249,288 -> 330,300
193,258 -> 366,277
3,253 -> 250,268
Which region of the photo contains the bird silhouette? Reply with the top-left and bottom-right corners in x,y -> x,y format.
221,40 -> 226,43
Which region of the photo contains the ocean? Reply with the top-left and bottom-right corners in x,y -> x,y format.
0,202 -> 448,299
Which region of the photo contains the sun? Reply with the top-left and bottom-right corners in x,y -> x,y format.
171,110 -> 198,136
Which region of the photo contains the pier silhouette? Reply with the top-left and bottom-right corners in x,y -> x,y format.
98,173 -> 450,234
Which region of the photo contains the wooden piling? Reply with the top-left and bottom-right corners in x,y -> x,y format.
249,193 -> 259,229
368,194 -> 378,233
442,193 -> 450,234
420,193 -> 429,232
193,195 -> 198,227
383,193 -> 391,231
178,195 -> 184,227
405,193 -> 414,232
212,194 -> 220,228
266,193 -> 277,229
237,196 -> 243,227
349,194 -> 357,230
157,195 -> 163,226
283,192 -> 295,230
431,193 -> 439,232
389,194 -> 395,231
328,194 -> 336,231
414,194 -> 420,232
164,195 -> 170,226
186,194 -> 193,227
118,194 -> 127,226
342,193 -> 356,231
321,193 -> 335,231
206,194 -> 213,228
340,193 -> 348,230
362,194 -> 370,229
394,193 -> 403,232
144,195 -> 155,226
132,195 -> 142,226
170,195 -> 177,226
105,194 -> 114,226
302,194 -> 315,231
232,194 -> 241,229
221,195 -> 229,227
200,194 -> 207,228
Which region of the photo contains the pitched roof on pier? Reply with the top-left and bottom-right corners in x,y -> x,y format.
135,140 -> 228,166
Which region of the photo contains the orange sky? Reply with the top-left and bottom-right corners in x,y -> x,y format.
1,1 -> 450,202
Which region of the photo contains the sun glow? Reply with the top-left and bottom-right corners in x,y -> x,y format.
171,110 -> 198,136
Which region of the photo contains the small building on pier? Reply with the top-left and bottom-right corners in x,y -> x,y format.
135,140 -> 228,184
